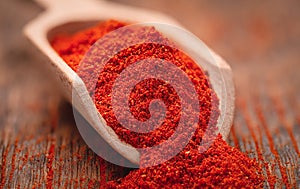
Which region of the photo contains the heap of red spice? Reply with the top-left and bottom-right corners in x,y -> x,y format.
51,20 -> 264,188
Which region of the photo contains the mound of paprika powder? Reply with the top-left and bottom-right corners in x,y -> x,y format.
51,20 -> 264,188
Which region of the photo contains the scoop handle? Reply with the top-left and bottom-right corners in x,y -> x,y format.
34,0 -> 61,8
34,0 -> 100,9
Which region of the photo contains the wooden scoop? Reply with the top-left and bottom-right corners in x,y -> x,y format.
24,0 -> 235,166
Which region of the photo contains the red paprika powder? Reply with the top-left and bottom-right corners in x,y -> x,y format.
51,20 -> 264,188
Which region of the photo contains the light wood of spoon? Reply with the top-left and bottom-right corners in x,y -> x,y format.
24,0 -> 235,165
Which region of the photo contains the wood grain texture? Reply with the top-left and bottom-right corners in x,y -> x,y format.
0,0 -> 299,188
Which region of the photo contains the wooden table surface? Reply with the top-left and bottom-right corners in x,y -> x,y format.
0,0 -> 299,188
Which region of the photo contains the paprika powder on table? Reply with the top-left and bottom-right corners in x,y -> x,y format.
51,20 -> 264,188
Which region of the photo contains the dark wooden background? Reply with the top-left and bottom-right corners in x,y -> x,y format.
0,0 -> 299,188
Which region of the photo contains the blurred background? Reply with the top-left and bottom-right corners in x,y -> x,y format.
0,0 -> 299,188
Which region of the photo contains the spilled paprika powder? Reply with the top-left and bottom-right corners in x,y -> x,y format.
51,20 -> 264,188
